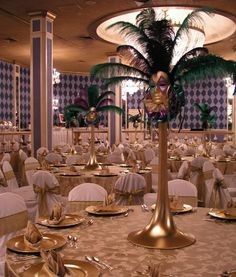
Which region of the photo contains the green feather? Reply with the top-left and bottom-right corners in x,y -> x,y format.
97,105 -> 123,114
105,76 -> 149,87
88,85 -> 99,107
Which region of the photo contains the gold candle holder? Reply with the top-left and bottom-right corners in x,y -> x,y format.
128,122 -> 196,249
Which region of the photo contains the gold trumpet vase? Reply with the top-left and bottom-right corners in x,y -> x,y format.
84,125 -> 101,170
128,122 -> 196,249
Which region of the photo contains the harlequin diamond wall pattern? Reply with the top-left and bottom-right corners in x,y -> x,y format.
0,59 -> 228,130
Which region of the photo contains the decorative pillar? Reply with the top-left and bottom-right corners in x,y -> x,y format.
29,11 -> 56,155
107,54 -> 122,145
233,95 -> 236,145
12,64 -> 20,128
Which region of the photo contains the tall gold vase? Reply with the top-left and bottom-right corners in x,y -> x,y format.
128,122 -> 196,249
84,125 -> 101,170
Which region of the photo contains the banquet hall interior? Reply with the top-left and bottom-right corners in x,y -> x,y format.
0,0 -> 236,276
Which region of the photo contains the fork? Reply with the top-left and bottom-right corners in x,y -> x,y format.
141,204 -> 149,212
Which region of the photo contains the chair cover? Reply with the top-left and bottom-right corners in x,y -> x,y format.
190,156 -> 208,203
0,168 -> 8,193
18,149 -> 28,186
24,157 -> 40,186
203,161 -> 233,208
177,161 -> 190,180
45,152 -> 63,164
12,141 -> 20,152
0,153 -> 11,165
68,183 -> 107,212
36,147 -> 49,165
107,151 -> 124,164
144,148 -> 156,164
114,173 -> 146,205
32,170 -> 64,218
66,155 -> 83,166
2,161 -> 19,190
61,144 -> 71,153
0,192 -> 28,276
144,179 -> 198,207
74,145 -> 83,155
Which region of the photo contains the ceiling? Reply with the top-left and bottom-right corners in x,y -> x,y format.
0,0 -> 235,74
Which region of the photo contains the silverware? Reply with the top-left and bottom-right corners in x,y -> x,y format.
85,255 -> 106,269
141,204 -> 149,212
91,256 -> 113,271
221,269 -> 236,276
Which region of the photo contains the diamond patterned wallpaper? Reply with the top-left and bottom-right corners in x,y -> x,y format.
0,59 -> 228,130
0,60 -> 13,121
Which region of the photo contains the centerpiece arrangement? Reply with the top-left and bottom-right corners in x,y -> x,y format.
64,85 -> 123,170
91,7 -> 235,249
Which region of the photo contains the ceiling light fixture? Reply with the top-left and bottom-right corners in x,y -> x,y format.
52,68 -> 61,85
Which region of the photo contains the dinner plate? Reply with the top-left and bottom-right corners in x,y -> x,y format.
7,233 -> 66,254
151,204 -> 192,214
138,169 -> 151,174
20,259 -> 100,277
85,205 -> 128,216
119,164 -> 133,168
93,173 -> 118,177
37,214 -> 85,228
208,209 -> 236,220
59,172 -> 81,177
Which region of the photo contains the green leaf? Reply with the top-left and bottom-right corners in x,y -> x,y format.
96,105 -> 123,114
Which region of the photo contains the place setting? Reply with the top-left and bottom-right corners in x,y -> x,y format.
37,203 -> 86,228
207,207 -> 236,222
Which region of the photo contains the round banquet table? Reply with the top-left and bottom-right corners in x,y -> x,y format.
5,207 -> 236,277
54,165 -> 152,196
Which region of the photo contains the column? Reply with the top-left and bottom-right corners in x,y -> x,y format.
107,55 -> 122,145
29,11 -> 56,155
233,95 -> 236,145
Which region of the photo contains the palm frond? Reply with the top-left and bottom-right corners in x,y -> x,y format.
96,90 -> 115,104
177,55 -> 236,83
96,98 -> 114,108
173,7 -> 213,51
96,105 -> 123,114
91,63 -> 150,80
171,47 -> 209,81
105,76 -> 150,87
117,45 -> 151,74
88,85 -> 99,107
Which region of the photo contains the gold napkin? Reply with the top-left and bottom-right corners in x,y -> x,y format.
224,208 -> 236,217
169,196 -> 183,211
94,204 -> 120,213
148,263 -> 161,277
48,203 -> 65,225
24,221 -> 43,249
105,193 -> 115,206
40,250 -> 69,277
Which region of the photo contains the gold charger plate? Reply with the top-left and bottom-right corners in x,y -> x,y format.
59,172 -> 81,177
7,233 -> 66,254
50,164 -> 67,168
20,259 -> 100,277
85,205 -> 128,216
208,209 -> 236,220
151,204 -> 192,214
37,214 -> 85,228
138,169 -> 151,174
93,173 -> 118,177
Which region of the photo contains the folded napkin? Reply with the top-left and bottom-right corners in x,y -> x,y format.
224,208 -> 236,217
48,203 -> 65,225
169,196 -> 183,211
147,263 -> 161,277
94,205 -> 120,213
40,250 -> 69,277
24,221 -> 43,249
105,193 -> 115,206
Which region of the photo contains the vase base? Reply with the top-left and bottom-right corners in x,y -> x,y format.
83,163 -> 102,170
127,227 -> 195,249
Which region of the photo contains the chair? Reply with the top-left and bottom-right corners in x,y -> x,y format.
0,192 -> 28,276
107,149 -> 125,164
66,155 -> 83,166
45,152 -> 63,164
68,183 -> 107,212
0,153 -> 11,166
24,157 -> 40,186
2,161 -> 19,190
114,172 -> 146,205
0,167 -> 8,194
177,160 -> 190,180
203,161 -> 235,209
32,170 -> 65,218
144,148 -> 156,164
144,179 -> 198,208
18,149 -> 28,186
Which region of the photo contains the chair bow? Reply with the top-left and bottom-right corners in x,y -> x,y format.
114,189 -> 144,205
33,183 -> 61,216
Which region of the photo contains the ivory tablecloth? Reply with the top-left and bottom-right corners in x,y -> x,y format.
6,207 -> 236,277
55,165 -> 152,196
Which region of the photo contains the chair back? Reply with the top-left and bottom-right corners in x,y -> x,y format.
0,167 -> 8,193
168,179 -> 198,207
45,152 -> 63,164
114,172 -> 146,205
0,192 -> 28,276
0,153 -> 11,165
68,183 -> 107,212
2,161 -> 18,190
177,161 -> 190,180
24,157 -> 40,186
144,148 -> 155,164
32,170 -> 63,217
